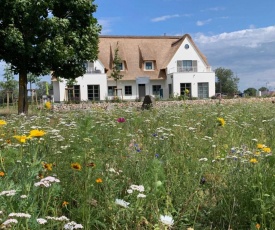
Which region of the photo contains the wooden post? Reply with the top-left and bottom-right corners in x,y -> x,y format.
7,91 -> 9,110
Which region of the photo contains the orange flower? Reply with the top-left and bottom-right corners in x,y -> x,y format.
71,163 -> 82,171
6,139 -> 11,144
62,201 -> 69,207
0,171 -> 5,177
43,163 -> 53,171
96,178 -> 103,183
256,223 -> 260,229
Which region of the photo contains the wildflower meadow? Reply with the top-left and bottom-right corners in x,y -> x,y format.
1,99 -> 275,229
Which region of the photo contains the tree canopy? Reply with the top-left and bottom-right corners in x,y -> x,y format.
0,0 -> 101,113
244,87 -> 257,97
215,67 -> 239,96
259,87 -> 269,92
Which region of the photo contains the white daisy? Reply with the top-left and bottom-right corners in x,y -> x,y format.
115,199 -> 130,208
160,215 -> 174,227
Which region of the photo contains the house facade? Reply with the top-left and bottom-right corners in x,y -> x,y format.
52,34 -> 215,102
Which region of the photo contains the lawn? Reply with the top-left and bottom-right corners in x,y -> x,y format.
0,99 -> 275,229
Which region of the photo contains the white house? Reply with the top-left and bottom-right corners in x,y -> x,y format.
52,34 -> 215,102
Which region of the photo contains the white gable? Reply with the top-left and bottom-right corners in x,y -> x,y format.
167,37 -> 208,74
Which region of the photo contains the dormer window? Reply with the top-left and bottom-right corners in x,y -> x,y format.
144,61 -> 154,70
116,62 -> 125,71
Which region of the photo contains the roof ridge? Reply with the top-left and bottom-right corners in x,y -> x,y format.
99,35 -> 183,39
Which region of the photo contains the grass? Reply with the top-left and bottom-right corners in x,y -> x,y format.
0,100 -> 275,229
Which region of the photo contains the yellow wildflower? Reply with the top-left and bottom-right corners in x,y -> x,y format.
0,171 -> 5,177
45,101 -> 51,109
217,117 -> 226,127
256,223 -> 260,229
250,158 -> 258,164
71,163 -> 82,171
0,120 -> 7,125
263,147 -> 271,153
13,135 -> 31,143
257,144 -> 264,149
29,129 -> 46,138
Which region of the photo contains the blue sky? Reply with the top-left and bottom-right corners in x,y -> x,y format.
1,0 -> 275,92
94,0 -> 275,91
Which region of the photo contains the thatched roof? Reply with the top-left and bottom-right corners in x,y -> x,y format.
98,34 -> 209,80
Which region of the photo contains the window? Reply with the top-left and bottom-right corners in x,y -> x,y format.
68,85 -> 80,101
183,60 -> 192,71
180,83 -> 191,96
124,86 -> 132,95
152,85 -> 161,96
108,86 -> 116,96
177,60 -> 197,72
168,84 -> 172,98
144,61 -> 154,70
198,83 -> 209,99
86,62 -> 94,73
87,85 -> 100,101
116,62 -> 124,71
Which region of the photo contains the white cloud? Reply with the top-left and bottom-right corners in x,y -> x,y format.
196,19 -> 212,26
196,26 -> 275,48
194,25 -> 275,91
201,7 -> 225,12
98,19 -> 113,34
151,14 -> 180,22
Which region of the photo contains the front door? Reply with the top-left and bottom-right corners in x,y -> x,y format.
138,84 -> 146,99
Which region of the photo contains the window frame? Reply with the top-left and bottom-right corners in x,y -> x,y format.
124,85 -> 132,96
108,86 -> 116,96
116,61 -> 125,71
152,85 -> 161,96
87,85 -> 100,101
144,61 -> 154,70
180,83 -> 191,96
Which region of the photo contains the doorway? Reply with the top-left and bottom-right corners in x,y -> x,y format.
138,84 -> 146,99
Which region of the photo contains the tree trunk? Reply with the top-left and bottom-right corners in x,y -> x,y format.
18,71 -> 28,114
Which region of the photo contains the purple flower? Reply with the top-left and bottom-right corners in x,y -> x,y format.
117,117 -> 126,123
